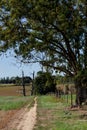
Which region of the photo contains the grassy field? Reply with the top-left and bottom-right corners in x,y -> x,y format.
0,96 -> 34,110
34,96 -> 87,130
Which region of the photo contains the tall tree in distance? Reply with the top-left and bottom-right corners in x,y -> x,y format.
0,0 -> 87,105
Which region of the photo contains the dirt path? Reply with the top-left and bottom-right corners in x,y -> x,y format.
2,97 -> 37,130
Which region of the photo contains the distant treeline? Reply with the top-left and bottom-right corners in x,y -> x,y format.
0,76 -> 32,85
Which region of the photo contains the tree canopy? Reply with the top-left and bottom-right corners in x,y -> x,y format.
0,0 -> 87,78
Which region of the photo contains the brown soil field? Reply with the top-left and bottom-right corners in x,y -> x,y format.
0,86 -> 31,96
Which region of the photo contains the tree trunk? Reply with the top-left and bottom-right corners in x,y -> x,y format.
71,90 -> 73,106
75,86 -> 80,106
75,78 -> 87,106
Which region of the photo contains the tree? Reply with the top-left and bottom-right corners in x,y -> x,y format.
34,71 -> 56,95
0,0 -> 87,105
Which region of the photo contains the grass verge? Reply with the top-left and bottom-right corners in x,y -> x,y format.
0,96 -> 34,110
34,95 -> 87,130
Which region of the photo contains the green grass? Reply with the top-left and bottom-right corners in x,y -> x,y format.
0,96 -> 34,110
34,95 -> 87,130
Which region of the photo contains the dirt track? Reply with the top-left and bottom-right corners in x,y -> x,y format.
1,97 -> 37,130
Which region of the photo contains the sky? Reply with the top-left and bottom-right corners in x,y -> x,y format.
0,52 -> 41,79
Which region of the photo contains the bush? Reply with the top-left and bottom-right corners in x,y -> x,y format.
34,71 -> 56,95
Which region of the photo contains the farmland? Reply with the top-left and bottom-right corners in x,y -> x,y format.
0,84 -> 31,96
0,85 -> 87,130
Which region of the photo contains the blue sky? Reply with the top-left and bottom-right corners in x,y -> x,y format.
0,53 -> 41,79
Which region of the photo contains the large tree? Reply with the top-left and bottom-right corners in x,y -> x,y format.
0,0 -> 87,105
